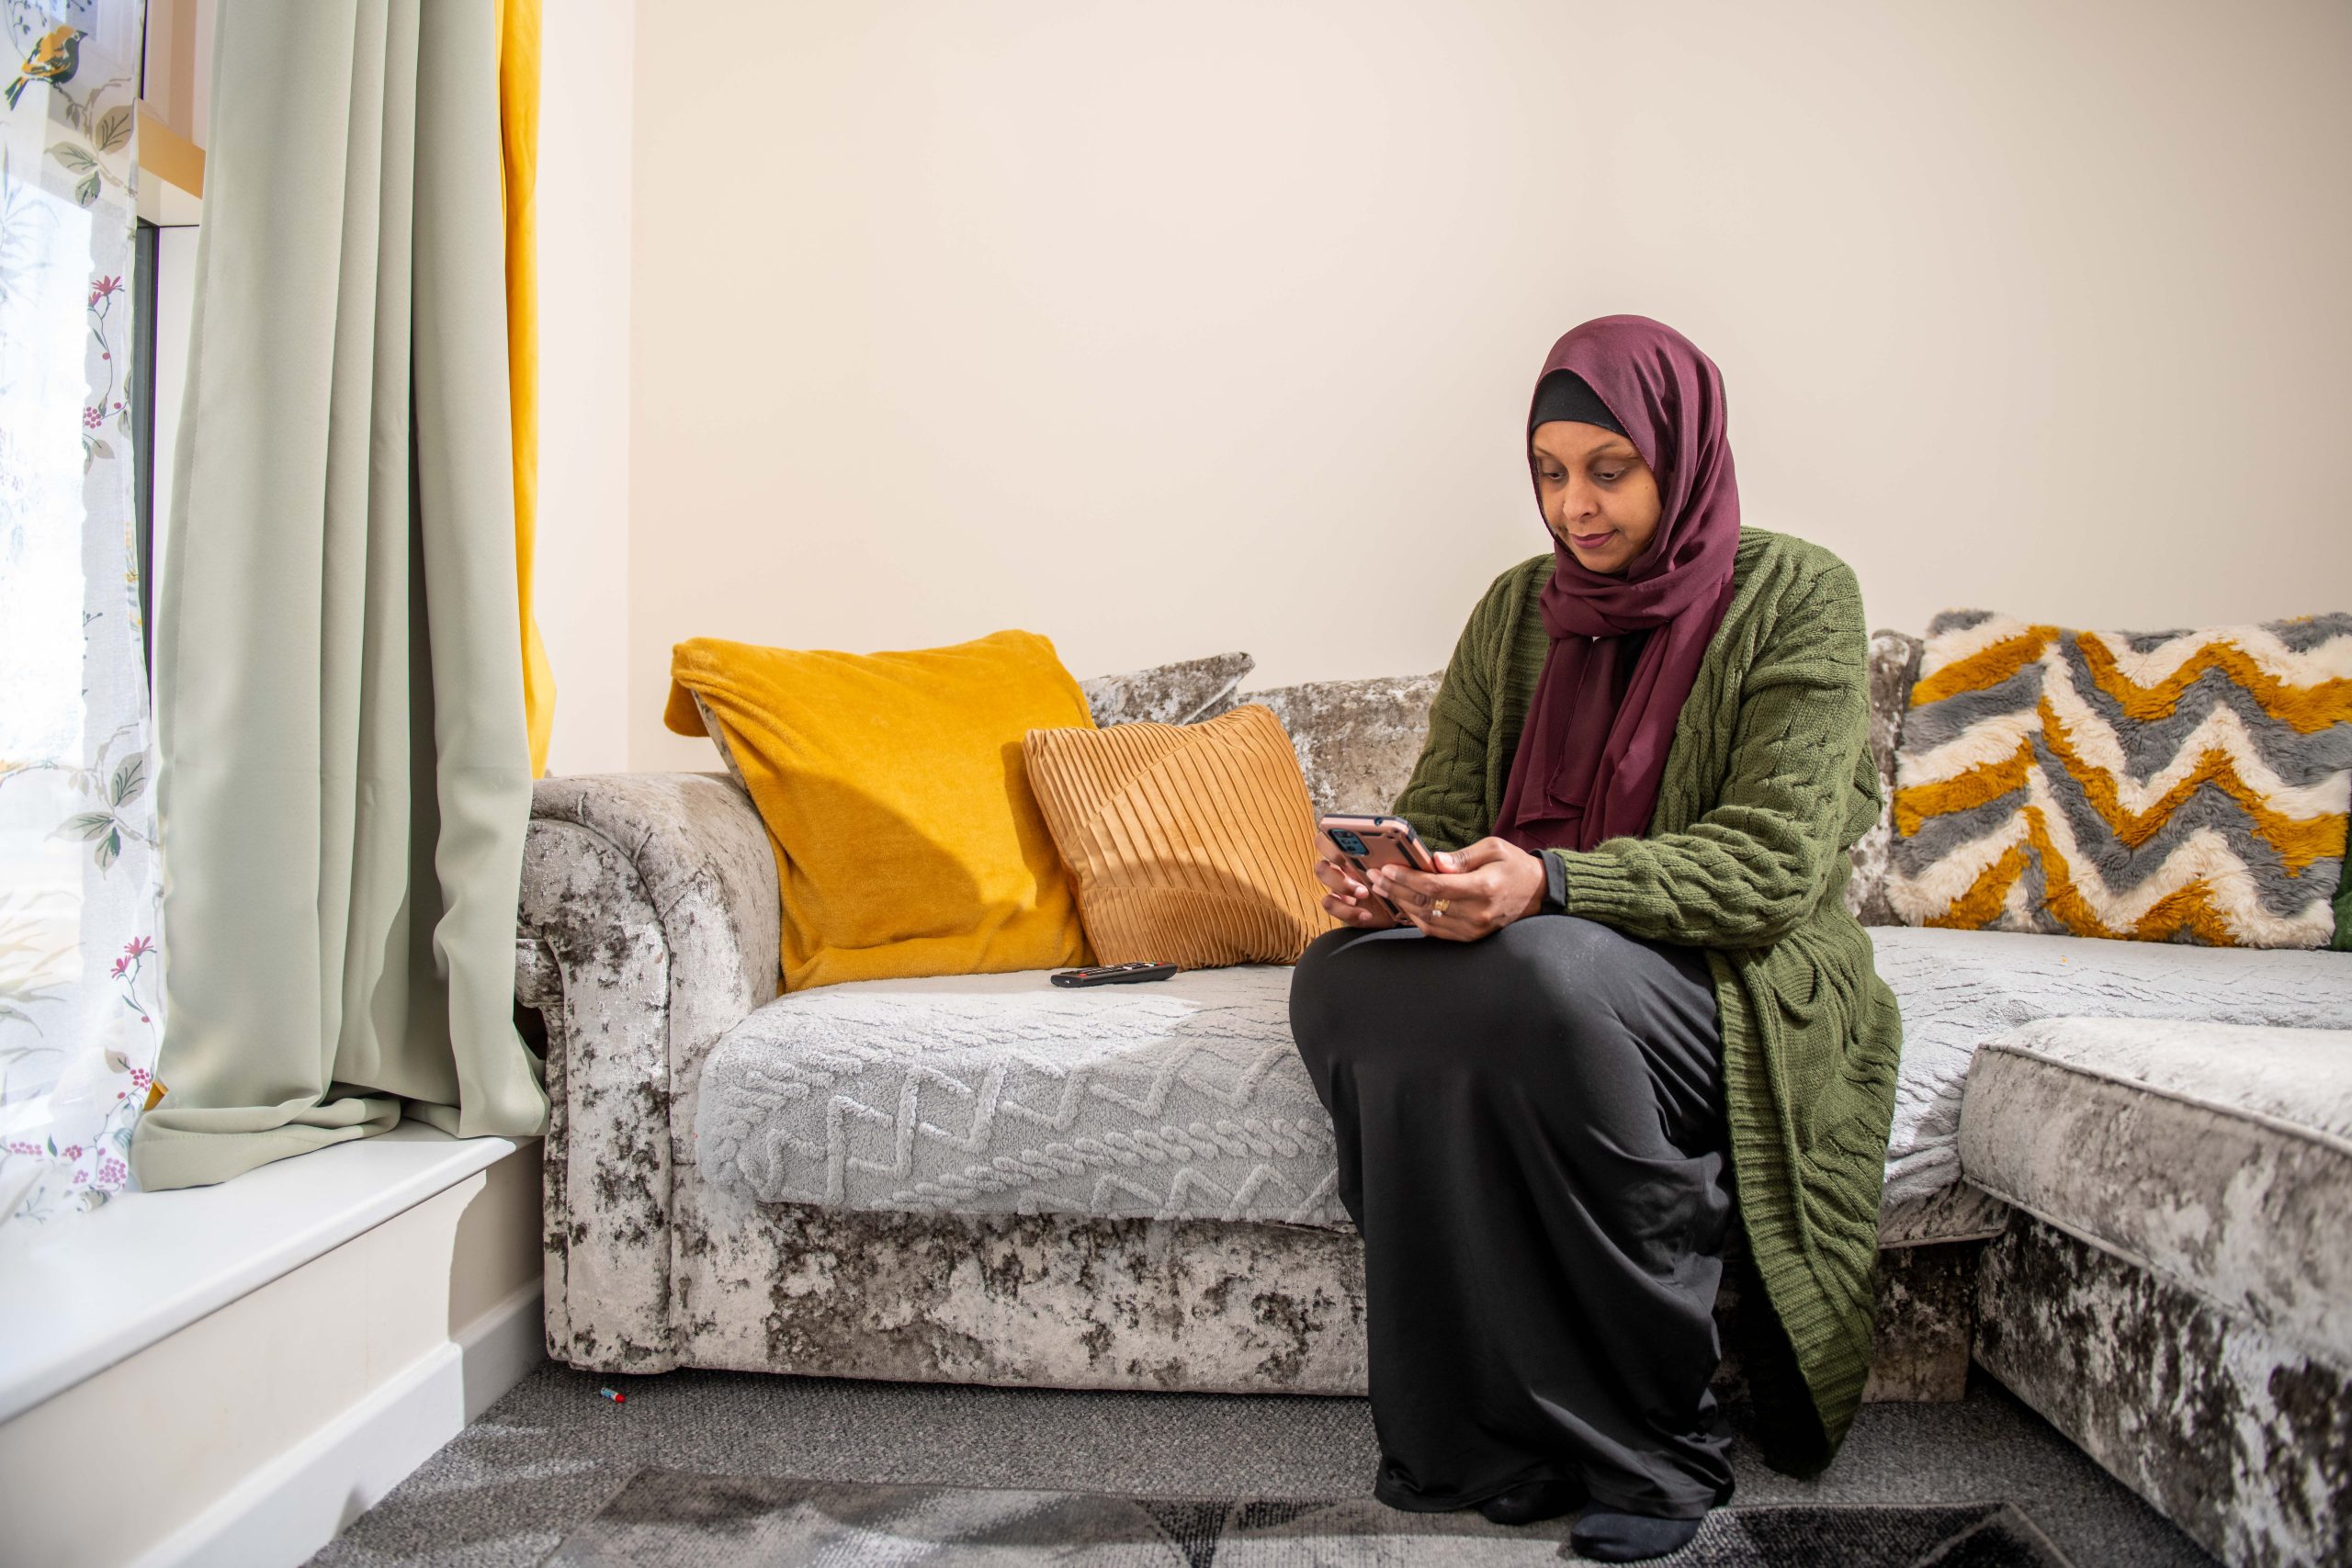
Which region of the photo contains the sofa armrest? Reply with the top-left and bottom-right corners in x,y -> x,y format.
519,771 -> 779,1371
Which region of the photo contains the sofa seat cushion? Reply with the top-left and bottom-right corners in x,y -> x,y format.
694,949 -> 2036,1247
1867,927 -> 2352,1209
1960,1017 -> 2352,1368
695,965 -> 1349,1225
694,928 -> 2349,1240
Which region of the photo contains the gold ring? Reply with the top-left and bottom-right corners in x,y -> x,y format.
1430,897 -> 1450,918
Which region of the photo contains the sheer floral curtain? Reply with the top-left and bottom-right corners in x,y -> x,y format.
0,0 -> 164,1227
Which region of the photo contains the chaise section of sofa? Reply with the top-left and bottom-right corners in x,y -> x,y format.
1963,1018 -> 2352,1568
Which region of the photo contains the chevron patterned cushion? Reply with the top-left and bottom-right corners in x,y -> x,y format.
1889,609 -> 2352,947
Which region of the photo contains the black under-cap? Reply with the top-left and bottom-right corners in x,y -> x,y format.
1528,368 -> 1628,437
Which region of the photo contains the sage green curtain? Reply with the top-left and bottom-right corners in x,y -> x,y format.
132,0 -> 548,1190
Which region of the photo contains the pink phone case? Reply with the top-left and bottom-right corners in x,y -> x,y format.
1318,814 -> 1441,876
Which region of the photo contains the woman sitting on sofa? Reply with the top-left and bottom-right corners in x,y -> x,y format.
1289,313 -> 1903,1562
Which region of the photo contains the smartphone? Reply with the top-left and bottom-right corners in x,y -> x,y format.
1318,814 -> 1441,875
1318,816 -> 1442,920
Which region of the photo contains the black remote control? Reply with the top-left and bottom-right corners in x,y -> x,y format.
1050,963 -> 1181,987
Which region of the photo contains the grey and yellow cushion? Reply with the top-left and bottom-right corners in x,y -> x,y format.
1890,610 -> 2352,946
1962,1017 -> 2352,1568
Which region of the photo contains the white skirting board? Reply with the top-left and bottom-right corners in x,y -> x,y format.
458,1278 -> 555,1426
0,1133 -> 548,1568
137,1281 -> 547,1568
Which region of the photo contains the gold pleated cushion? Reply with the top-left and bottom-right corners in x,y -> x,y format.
1023,705 -> 1337,968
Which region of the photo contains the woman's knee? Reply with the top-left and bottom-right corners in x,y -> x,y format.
1517,914 -> 1628,987
1490,915 -> 1671,1027
1291,918 -> 1654,1084
1437,918 -> 1610,1032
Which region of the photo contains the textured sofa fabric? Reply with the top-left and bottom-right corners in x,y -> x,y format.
644,1179 -> 1978,1404
1978,1219 -> 2347,1568
1964,1018 -> 2352,1568
1870,929 -> 2352,1208
521,761 -> 1985,1394
1849,627 -> 1924,927
695,967 -> 1341,1223
1243,672 -> 1445,818
1962,1018 -> 2352,1363
1080,652 -> 1255,728
524,771 -> 781,1371
692,929 -> 2352,1247
520,629 -> 2347,1566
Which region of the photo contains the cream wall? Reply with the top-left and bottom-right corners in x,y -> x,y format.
537,0 -> 637,775
628,0 -> 2352,772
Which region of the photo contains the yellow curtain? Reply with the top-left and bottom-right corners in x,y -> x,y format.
498,0 -> 555,775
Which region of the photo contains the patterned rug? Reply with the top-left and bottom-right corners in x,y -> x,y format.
547,1470 -> 2079,1565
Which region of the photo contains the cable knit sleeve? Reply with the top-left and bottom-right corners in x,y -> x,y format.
1546,558 -> 1871,949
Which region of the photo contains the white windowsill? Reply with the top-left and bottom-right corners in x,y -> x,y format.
0,1124 -> 526,1426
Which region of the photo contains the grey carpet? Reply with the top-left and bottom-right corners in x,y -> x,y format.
548,1474 -> 2075,1566
309,1365 -> 2215,1568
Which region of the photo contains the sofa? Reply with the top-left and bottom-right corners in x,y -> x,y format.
515,633 -> 2351,1568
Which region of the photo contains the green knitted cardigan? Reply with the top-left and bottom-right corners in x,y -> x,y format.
1392,525 -> 1902,1468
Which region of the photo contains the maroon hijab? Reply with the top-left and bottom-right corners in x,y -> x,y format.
1494,316 -> 1741,853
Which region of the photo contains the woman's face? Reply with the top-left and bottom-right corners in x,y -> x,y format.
1530,421 -> 1662,576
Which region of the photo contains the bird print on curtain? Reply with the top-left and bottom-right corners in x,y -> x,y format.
6,24 -> 78,109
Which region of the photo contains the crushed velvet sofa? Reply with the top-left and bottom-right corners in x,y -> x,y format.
515,636 -> 2350,1568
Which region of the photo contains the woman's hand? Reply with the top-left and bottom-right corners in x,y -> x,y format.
1314,833 -> 1401,930
1371,837 -> 1547,941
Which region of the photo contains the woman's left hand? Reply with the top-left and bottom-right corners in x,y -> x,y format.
1370,837 -> 1548,941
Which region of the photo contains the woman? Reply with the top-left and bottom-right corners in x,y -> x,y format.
1290,314 -> 1902,1563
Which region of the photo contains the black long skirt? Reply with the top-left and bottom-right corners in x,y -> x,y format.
1289,914 -> 1736,1518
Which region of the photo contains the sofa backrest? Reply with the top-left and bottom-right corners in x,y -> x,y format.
1239,673 -> 1444,820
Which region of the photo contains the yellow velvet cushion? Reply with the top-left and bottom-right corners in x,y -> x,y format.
666,630 -> 1093,990
1023,705 -> 1337,968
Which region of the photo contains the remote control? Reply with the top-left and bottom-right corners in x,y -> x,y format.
1050,962 -> 1182,987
